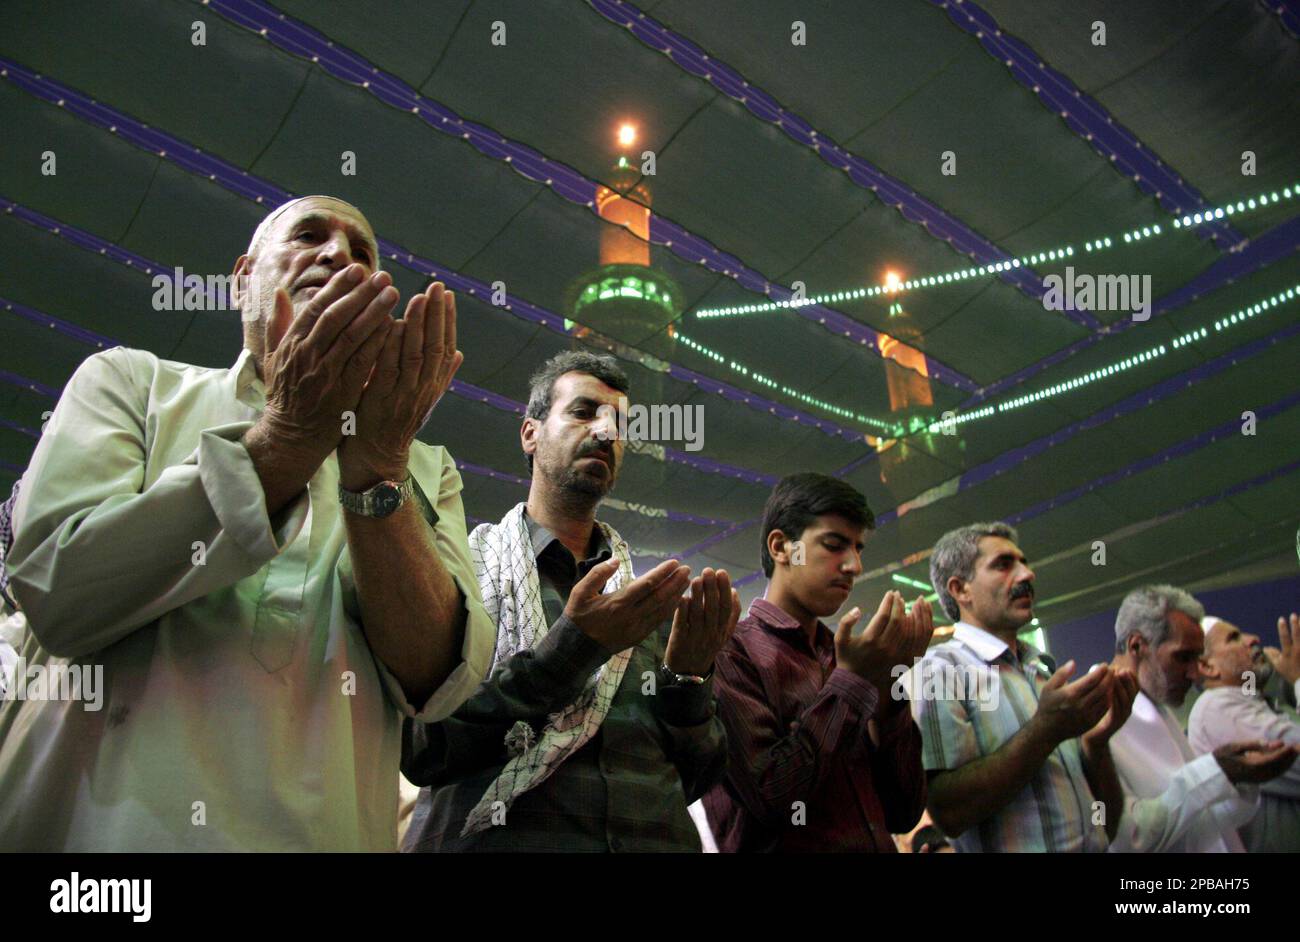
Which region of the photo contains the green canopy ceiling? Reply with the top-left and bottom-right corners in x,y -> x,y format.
1,0 -> 1297,634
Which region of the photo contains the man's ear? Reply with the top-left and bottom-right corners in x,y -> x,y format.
520,416 -> 539,460
946,575 -> 969,613
1126,633 -> 1145,659
1197,655 -> 1219,683
230,255 -> 251,310
767,529 -> 790,568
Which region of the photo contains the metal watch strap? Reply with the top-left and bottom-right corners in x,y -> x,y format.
338,474 -> 414,518
661,662 -> 713,686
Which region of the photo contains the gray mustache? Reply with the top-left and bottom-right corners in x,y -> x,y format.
1010,582 -> 1035,601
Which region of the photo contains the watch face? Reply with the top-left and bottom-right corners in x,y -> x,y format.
373,483 -> 402,517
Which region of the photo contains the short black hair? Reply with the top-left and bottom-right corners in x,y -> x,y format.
759,472 -> 874,577
524,350 -> 630,474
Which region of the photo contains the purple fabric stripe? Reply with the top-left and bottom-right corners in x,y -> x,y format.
0,420 -> 39,440
0,370 -> 60,399
587,0 -> 1092,331
203,0 -> 977,391
0,56 -> 872,443
1260,0 -> 1300,38
1179,457 -> 1300,509
2,296 -> 117,349
932,0 -> 1243,250
1005,388 -> 1300,524
676,518 -> 760,562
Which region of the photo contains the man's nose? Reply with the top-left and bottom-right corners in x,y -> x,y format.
317,231 -> 357,270
843,549 -> 862,576
591,411 -> 618,442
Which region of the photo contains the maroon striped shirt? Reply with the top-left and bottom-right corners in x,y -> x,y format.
702,599 -> 926,852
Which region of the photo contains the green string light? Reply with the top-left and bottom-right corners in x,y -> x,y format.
695,183 -> 1297,319
676,280 -> 1296,442
675,330 -> 901,433
925,284 -> 1299,434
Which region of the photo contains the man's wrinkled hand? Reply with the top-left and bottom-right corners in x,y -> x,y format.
339,281 -> 463,490
258,264 -> 396,465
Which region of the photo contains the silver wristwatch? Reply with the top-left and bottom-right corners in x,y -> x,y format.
339,474 -> 415,519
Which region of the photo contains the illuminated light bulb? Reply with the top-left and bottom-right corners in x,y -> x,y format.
617,123 -> 637,147
1214,208 -> 1224,218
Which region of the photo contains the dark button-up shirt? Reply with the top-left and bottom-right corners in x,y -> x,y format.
702,599 -> 926,852
402,514 -> 727,852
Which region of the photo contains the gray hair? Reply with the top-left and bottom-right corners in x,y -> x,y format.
1114,584 -> 1205,653
524,351 -> 630,474
929,522 -> 1020,621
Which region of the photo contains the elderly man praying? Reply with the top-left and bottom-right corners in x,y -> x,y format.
0,196 -> 493,851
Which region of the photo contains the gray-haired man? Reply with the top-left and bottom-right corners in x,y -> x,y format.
912,522 -> 1134,852
1107,586 -> 1296,851
0,196 -> 494,850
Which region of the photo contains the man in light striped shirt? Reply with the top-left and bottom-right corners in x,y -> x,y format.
912,522 -> 1135,852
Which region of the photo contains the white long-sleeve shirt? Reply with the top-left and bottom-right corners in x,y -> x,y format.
1108,691 -> 1256,852
1188,680 -> 1300,852
0,347 -> 494,850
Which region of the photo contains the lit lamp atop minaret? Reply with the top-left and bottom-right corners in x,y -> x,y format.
564,122 -> 682,352
876,269 -> 963,496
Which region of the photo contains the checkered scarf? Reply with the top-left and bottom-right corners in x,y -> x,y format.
461,501 -> 633,836
0,479 -> 20,610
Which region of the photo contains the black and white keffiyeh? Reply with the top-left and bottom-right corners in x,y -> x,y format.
461,501 -> 634,836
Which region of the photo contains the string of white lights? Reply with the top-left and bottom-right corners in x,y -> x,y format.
926,284 -> 1299,433
695,183 -> 1298,319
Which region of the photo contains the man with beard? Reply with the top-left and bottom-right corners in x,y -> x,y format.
1187,613 -> 1300,851
914,522 -> 1135,852
701,473 -> 932,852
1106,586 -> 1297,852
0,196 -> 493,850
401,351 -> 737,851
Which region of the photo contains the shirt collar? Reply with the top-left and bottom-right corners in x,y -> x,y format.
747,598 -> 833,649
951,620 -> 1045,667
230,348 -> 266,412
525,513 -> 610,565
951,621 -> 1012,663
748,598 -> 804,633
